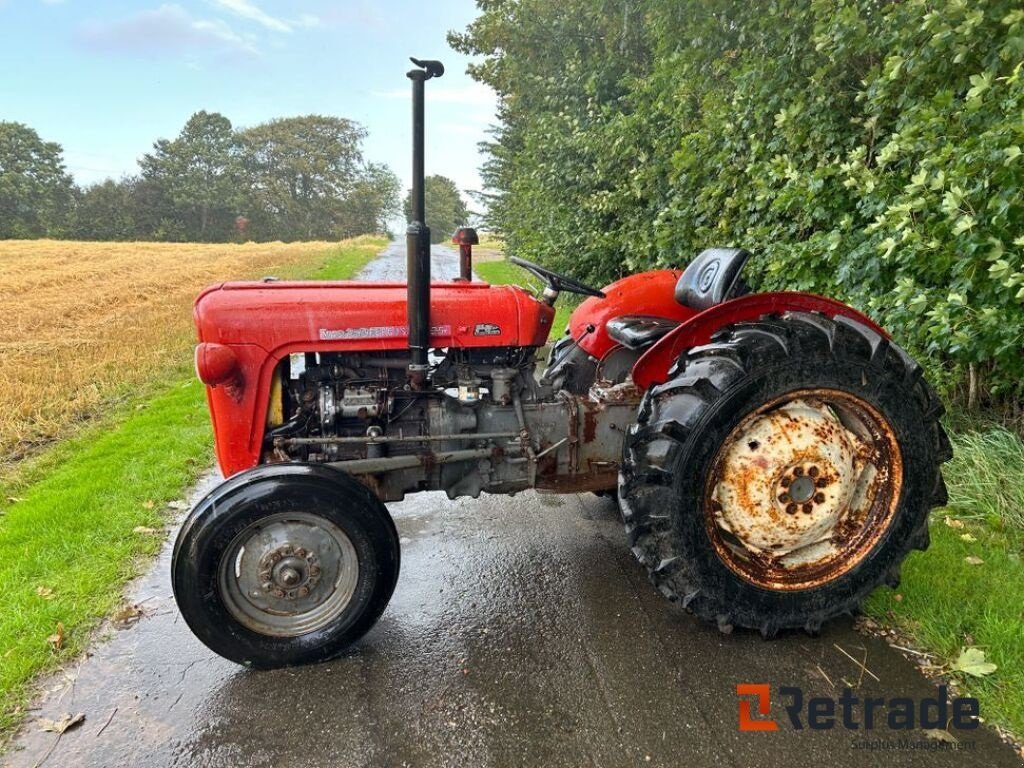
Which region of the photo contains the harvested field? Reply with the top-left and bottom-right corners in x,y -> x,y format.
0,237 -> 384,469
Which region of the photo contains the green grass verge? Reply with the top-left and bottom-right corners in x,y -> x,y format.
865,424 -> 1024,739
474,259 -> 577,339
0,239 -> 382,743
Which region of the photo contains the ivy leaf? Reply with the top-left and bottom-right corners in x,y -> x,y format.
952,215 -> 975,236
966,72 -> 992,101
950,647 -> 997,677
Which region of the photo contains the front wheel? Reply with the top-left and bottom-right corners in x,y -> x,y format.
172,464 -> 400,667
619,312 -> 951,636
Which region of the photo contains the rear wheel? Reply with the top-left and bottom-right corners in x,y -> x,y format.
172,464 -> 400,667
619,312 -> 950,636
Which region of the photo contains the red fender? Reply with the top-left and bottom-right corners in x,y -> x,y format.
568,269 -> 694,360
631,292 -> 889,391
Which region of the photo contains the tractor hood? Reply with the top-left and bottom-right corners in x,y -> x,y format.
194,280 -> 555,353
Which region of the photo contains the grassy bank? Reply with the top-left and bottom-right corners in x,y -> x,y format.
0,237 -> 384,742
865,425 -> 1024,741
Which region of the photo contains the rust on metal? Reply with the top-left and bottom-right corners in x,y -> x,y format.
702,389 -> 903,591
535,468 -> 618,493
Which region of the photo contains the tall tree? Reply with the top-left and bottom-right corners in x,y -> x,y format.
140,111 -> 239,240
72,178 -> 138,241
336,162 -> 401,238
0,122 -> 74,238
238,115 -> 367,240
403,175 -> 469,244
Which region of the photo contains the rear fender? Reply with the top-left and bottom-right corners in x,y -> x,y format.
631,292 -> 888,391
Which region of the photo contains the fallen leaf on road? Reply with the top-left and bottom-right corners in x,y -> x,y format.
46,622 -> 64,651
944,516 -> 965,529
38,712 -> 85,734
132,526 -> 162,535
960,533 -> 977,542
36,586 -> 54,600
951,647 -> 997,677
112,603 -> 146,628
168,500 -> 189,510
922,728 -> 957,743
965,555 -> 984,566
141,500 -> 155,510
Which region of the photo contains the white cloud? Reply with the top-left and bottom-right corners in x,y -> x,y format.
210,0 -> 297,33
77,4 -> 257,56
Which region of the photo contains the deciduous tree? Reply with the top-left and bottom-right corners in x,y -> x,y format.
0,122 -> 74,238
403,175 -> 469,244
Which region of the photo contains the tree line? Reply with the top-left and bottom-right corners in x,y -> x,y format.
1,112 -> 410,242
452,0 -> 1024,414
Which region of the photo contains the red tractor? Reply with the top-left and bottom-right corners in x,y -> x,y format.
173,59 -> 950,668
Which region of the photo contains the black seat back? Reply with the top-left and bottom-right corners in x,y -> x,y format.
675,247 -> 751,311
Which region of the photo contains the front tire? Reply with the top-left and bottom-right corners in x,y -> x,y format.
619,312 -> 951,636
172,464 -> 400,668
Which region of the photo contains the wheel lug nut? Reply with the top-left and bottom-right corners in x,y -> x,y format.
815,477 -> 828,488
785,503 -> 797,515
780,477 -> 792,488
793,466 -> 805,477
802,503 -> 813,514
295,548 -> 306,558
778,493 -> 790,503
814,492 -> 826,504
808,466 -> 820,478
297,586 -> 310,598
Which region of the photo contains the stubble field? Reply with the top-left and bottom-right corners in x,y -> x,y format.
0,237 -> 384,472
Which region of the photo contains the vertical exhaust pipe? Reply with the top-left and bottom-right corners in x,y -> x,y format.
406,57 -> 444,387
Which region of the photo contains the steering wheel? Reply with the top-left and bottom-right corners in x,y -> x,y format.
508,256 -> 606,303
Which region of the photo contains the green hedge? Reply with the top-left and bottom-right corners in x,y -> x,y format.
453,0 -> 1024,410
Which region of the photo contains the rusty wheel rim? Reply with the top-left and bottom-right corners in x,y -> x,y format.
704,389 -> 903,591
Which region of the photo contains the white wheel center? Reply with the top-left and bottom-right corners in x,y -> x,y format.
710,399 -> 868,567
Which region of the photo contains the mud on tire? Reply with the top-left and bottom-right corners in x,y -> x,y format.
618,312 -> 951,636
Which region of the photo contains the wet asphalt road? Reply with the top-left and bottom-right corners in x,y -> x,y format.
6,245 -> 1021,768
356,240 -> 477,282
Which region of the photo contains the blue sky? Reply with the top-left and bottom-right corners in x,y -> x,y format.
0,0 -> 495,204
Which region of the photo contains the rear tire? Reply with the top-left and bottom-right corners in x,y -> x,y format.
172,464 -> 400,668
619,312 -> 950,636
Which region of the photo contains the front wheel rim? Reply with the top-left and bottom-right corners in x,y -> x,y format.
218,511 -> 360,637
704,389 -> 903,591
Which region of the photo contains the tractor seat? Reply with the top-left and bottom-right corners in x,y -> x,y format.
606,315 -> 681,350
606,247 -> 753,350
674,246 -> 751,311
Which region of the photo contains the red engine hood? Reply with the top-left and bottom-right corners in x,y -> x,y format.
194,280 -> 555,353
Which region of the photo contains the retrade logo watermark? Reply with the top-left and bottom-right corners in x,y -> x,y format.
736,683 -> 980,744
